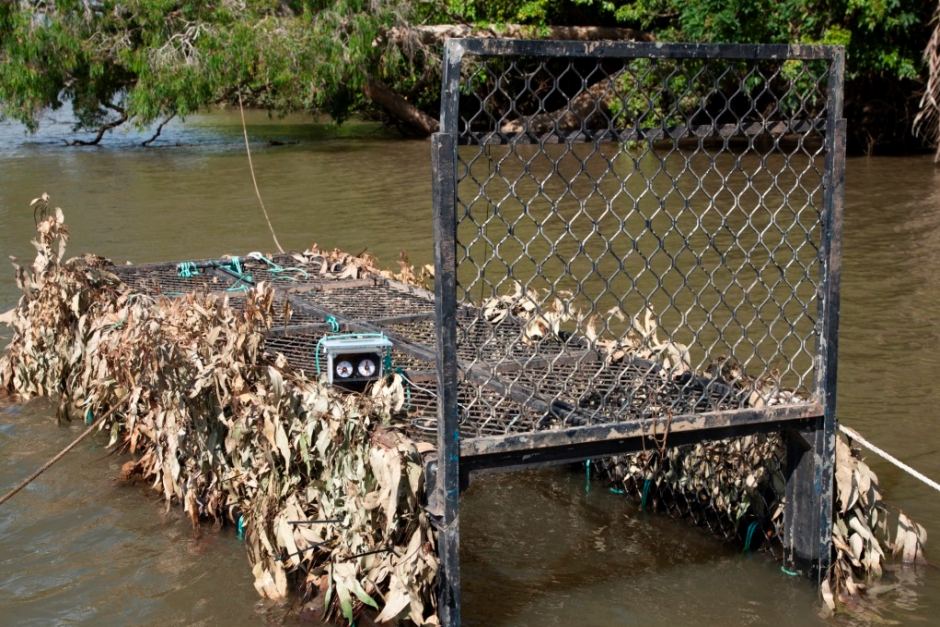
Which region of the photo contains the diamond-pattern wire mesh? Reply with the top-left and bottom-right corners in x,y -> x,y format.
448,51 -> 833,439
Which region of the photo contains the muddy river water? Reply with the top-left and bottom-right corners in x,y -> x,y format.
0,112 -> 938,626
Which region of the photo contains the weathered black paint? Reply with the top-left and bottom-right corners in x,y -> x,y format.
431,131 -> 461,626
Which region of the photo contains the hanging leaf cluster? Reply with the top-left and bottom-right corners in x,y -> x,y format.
0,202 -> 440,625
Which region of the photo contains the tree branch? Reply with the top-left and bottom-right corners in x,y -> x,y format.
103,101 -> 126,115
141,114 -> 175,146
70,109 -> 129,146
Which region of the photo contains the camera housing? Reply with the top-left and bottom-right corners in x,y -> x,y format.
319,333 -> 393,391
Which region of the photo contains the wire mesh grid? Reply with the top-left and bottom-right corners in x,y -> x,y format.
110,261 -> 232,296
237,253 -> 325,284
110,254 -> 325,296
440,42 -> 840,439
380,312 -> 582,366
291,280 -> 436,321
405,379 -> 546,441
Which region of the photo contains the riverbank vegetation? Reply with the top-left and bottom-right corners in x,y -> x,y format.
1,1 -> 938,153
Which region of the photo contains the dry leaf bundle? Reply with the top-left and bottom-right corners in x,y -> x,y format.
304,244 -> 433,289
0,206 -> 439,625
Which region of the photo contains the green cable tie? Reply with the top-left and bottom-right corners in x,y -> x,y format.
584,459 -> 591,494
640,478 -> 652,511
743,520 -> 760,553
780,565 -> 799,577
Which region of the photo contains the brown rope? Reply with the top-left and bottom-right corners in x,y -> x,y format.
0,398 -> 127,507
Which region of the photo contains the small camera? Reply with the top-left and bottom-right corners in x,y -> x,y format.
319,333 -> 393,391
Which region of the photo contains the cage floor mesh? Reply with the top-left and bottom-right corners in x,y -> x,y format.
111,254 -> 748,444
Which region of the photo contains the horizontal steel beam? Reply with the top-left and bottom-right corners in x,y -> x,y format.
460,402 -> 823,472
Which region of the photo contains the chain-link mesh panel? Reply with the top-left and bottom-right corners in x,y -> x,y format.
442,43 -> 838,439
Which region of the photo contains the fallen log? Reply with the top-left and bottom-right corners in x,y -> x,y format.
363,78 -> 440,135
501,71 -> 623,136
369,24 -> 652,136
387,24 -> 653,47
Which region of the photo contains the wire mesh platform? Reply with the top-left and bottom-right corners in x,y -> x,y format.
109,255 -> 762,446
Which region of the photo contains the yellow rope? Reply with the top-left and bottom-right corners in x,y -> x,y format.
237,92 -> 285,253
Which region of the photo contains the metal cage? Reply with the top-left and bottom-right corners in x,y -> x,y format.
430,39 -> 845,625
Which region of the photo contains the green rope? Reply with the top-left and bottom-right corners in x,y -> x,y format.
640,478 -> 652,511
743,520 -> 760,553
177,261 -> 199,278
227,256 -> 243,276
584,459 -> 592,494
609,487 -> 625,495
780,565 -> 799,577
249,253 -> 310,281
221,256 -> 254,292
325,315 -> 340,332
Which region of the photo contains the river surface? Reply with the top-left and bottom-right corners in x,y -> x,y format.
0,112 -> 938,626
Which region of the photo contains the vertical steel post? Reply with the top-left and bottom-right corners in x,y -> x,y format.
432,38 -> 465,627
432,130 -> 461,626
784,48 -> 845,580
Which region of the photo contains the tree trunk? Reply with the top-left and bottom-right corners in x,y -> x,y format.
363,78 -> 440,136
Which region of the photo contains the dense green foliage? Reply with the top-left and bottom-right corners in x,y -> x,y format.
0,0 -> 934,150
453,0 -> 933,150
0,1 -> 402,132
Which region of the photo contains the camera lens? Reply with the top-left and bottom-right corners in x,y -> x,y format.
357,358 -> 377,377
335,360 -> 354,378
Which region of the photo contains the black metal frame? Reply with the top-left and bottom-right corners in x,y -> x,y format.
431,38 -> 845,626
